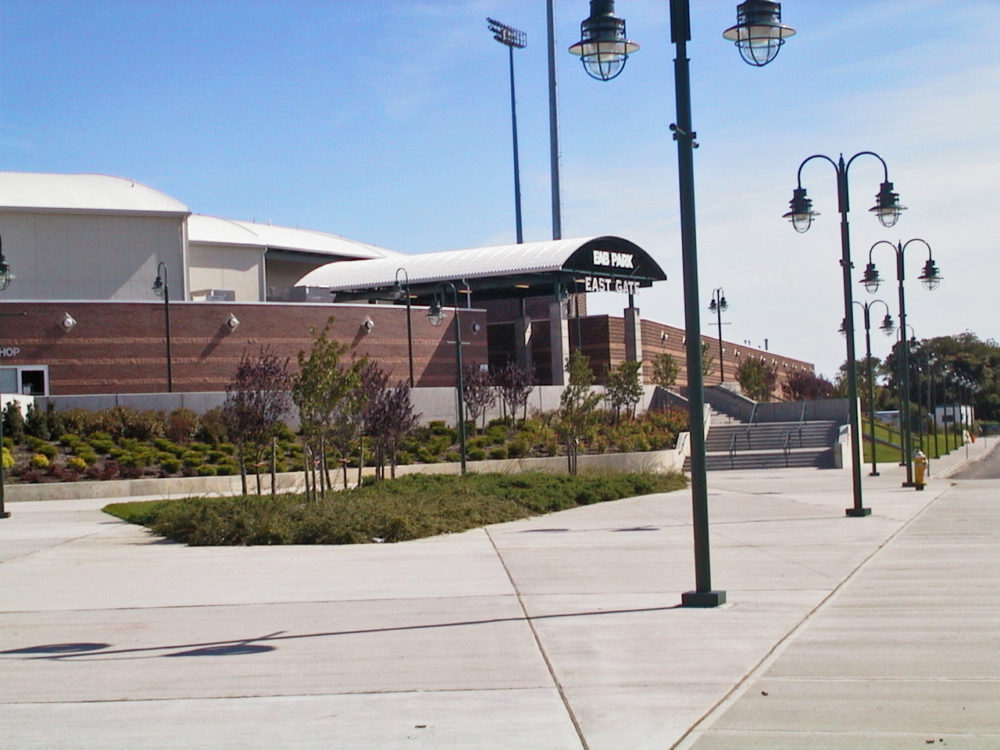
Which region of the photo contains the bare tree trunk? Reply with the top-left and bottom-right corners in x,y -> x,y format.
238,446 -> 248,496
270,437 -> 277,498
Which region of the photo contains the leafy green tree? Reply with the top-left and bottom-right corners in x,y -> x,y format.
701,341 -> 715,378
605,360 -> 643,421
651,352 -> 679,389
555,351 -> 603,475
736,357 -> 779,402
293,318 -> 363,495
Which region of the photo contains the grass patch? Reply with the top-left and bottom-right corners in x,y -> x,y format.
103,471 -> 687,546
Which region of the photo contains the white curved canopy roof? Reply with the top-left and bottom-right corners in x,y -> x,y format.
188,214 -> 398,260
0,172 -> 189,216
296,236 -> 666,301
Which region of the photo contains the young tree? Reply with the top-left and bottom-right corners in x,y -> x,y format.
365,380 -> 419,479
605,360 -> 644,421
735,357 -> 779,402
493,360 -> 534,424
651,352 -> 680,390
223,346 -> 293,496
293,318 -> 363,495
701,341 -> 715,379
462,361 -> 496,434
555,350 -> 603,475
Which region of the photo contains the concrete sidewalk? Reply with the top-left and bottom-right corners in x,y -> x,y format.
0,438 -> 997,748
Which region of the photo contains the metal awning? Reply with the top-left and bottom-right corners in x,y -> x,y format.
294,235 -> 666,303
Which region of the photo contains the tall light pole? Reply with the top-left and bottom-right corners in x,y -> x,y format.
842,301 -> 893,476
571,0 -> 794,608
860,238 -> 941,486
784,151 -> 905,517
708,288 -> 728,384
152,262 -> 173,393
394,267 -> 414,388
428,282 -> 467,475
546,0 -> 563,240
0,237 -> 12,519
488,18 -> 527,244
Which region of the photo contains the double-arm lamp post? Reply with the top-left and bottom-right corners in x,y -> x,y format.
860,239 -> 941,486
842,301 -> 893,477
784,152 -> 905,517
708,289 -> 728,383
570,0 -> 794,607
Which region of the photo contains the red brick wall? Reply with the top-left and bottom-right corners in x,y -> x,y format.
0,301 -> 488,395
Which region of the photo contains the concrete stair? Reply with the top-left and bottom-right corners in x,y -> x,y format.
685,419 -> 840,472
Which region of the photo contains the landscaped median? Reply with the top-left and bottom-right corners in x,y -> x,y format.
103,471 -> 688,546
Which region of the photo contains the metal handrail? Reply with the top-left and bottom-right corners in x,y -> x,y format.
728,432 -> 739,469
783,428 -> 793,467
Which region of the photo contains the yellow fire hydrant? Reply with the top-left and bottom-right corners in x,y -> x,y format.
914,450 -> 928,491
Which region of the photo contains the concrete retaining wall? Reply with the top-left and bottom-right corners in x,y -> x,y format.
6,447 -> 685,503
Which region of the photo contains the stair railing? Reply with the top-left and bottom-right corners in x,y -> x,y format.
728,432 -> 739,469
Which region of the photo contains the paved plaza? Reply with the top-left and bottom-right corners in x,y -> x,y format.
1,439 -> 998,748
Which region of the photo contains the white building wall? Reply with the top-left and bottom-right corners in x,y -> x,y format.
188,242 -> 263,301
0,210 -> 185,301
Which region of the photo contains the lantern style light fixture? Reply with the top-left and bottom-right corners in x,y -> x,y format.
722,0 -> 796,67
568,0 -> 638,81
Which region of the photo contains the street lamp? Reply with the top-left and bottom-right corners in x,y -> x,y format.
572,0 -> 793,608
488,17 -> 527,244
152,262 -> 173,393
860,238 -> 941,487
841,301 -> 893,476
785,151 -> 905,517
0,235 -> 11,519
394,267 -> 414,388
722,1 -> 797,67
708,288 -> 728,383
428,282 -> 467,475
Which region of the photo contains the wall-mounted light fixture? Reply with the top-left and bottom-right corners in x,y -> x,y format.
362,316 -> 375,332
226,313 -> 240,330
60,312 -> 77,331
471,321 -> 482,334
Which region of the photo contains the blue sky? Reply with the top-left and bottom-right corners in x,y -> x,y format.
1,0 -> 997,378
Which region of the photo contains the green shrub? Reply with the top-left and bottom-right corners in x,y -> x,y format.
35,443 -> 58,460
467,448 -> 487,461
160,458 -> 181,474
215,462 -> 238,476
196,465 -> 217,477
73,448 -> 98,466
105,472 -> 688,547
195,407 -> 228,445
3,402 -> 25,443
30,453 -> 50,469
59,433 -> 82,448
488,446 -> 508,460
2,446 -> 14,470
25,403 -> 51,440
66,456 -> 88,472
165,408 -> 198,444
506,440 -> 529,458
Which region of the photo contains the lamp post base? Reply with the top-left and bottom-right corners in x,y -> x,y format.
901,481 -> 916,487
845,507 -> 872,517
0,511 -> 10,519
682,590 -> 727,608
